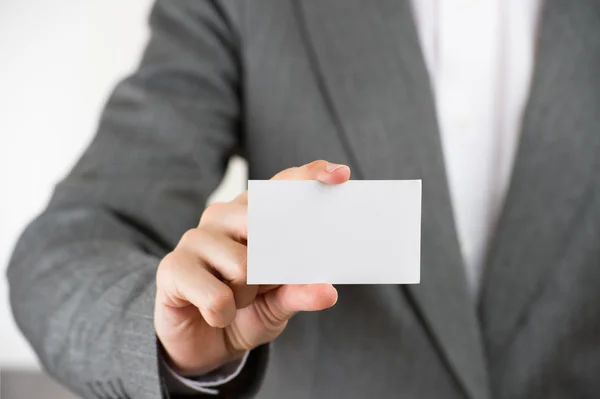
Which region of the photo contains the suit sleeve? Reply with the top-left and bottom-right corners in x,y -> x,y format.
7,1 -> 265,397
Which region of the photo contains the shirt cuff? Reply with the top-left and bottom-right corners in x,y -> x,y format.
160,351 -> 250,395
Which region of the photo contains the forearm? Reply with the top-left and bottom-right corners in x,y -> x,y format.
7,206 -> 165,398
6,1 -> 255,395
8,204 -> 271,398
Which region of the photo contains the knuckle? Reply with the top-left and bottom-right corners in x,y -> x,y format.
157,251 -> 182,287
302,160 -> 327,174
180,228 -> 216,249
205,287 -> 234,315
236,252 -> 249,278
180,228 -> 202,245
159,252 -> 179,272
308,159 -> 328,169
229,266 -> 247,285
200,202 -> 227,226
224,247 -> 248,283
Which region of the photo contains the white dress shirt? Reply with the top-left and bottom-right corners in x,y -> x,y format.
412,0 -> 542,291
170,0 -> 543,393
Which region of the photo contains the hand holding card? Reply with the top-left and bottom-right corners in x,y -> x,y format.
155,160 -> 350,376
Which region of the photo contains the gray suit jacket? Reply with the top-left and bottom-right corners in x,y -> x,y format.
7,0 -> 600,398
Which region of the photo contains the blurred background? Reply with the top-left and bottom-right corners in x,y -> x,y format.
0,1 -> 246,397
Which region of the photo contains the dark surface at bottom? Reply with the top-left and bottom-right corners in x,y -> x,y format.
1,369 -> 78,399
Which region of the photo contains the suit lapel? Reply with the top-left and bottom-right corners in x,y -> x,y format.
294,1 -> 490,398
479,0 -> 600,360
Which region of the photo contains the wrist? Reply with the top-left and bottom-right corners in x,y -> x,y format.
160,337 -> 246,377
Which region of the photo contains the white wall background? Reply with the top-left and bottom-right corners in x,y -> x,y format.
0,0 -> 246,369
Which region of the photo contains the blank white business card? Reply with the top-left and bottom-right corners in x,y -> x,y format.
247,180 -> 421,284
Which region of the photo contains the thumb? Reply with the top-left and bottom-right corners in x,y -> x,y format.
225,284 -> 338,352
271,160 -> 351,184
259,284 -> 338,329
234,160 -> 350,205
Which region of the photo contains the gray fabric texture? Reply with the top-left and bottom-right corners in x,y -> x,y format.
7,0 -> 600,398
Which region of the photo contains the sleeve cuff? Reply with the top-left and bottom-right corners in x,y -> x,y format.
160,351 -> 250,395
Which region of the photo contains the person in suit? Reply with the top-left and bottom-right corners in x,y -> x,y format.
7,0 -> 600,398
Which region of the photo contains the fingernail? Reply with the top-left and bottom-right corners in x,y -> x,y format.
325,163 -> 345,173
